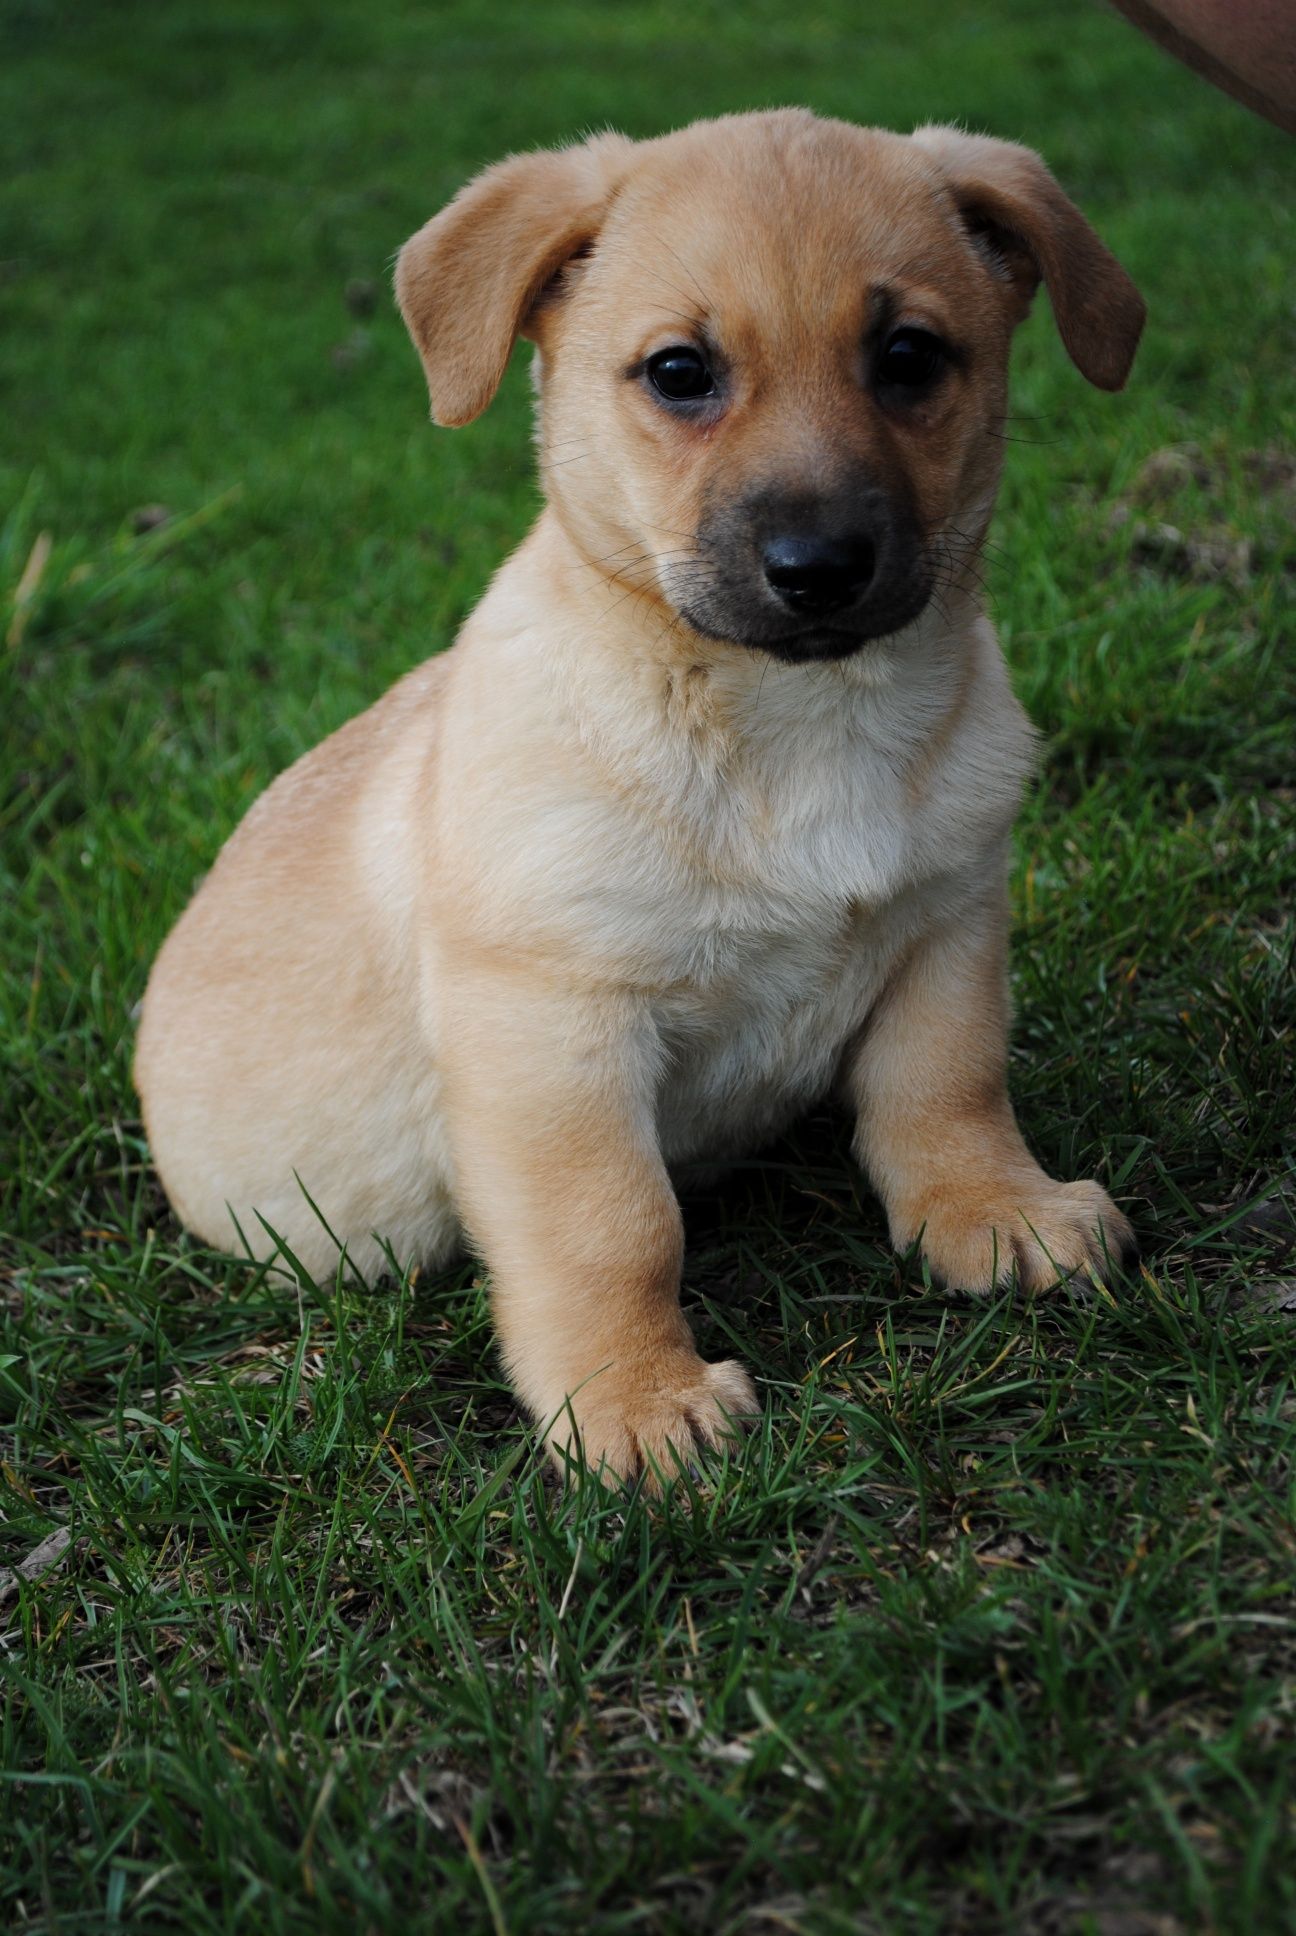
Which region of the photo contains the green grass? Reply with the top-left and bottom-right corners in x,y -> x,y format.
2,0 -> 1295,1929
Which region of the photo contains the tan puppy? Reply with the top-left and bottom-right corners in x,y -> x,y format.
136,110 -> 1144,1482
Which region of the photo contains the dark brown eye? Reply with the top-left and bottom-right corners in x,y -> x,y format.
646,346 -> 715,402
876,327 -> 946,389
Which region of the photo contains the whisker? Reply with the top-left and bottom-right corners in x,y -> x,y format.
984,426 -> 1063,447
540,450 -> 597,472
657,238 -> 714,315
634,260 -> 707,321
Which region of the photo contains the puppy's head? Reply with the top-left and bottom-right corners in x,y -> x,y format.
397,112 -> 1144,665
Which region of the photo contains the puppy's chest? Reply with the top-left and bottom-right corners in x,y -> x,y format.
648,777 -> 928,1163
652,892 -> 899,1163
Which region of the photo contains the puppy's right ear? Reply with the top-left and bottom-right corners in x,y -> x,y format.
396,135 -> 630,427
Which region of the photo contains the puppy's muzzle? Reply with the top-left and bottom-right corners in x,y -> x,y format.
672,478 -> 933,664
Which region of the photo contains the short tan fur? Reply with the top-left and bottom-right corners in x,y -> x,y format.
136,110 -> 1142,1483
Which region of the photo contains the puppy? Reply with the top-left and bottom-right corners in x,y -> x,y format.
135,110 -> 1144,1481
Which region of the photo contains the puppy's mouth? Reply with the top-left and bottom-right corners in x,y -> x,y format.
673,572 -> 935,665
678,611 -> 867,663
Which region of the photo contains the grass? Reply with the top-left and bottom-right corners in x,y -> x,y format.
2,0 -> 1294,1928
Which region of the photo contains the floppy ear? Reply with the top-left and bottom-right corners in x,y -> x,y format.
912,125 -> 1145,391
395,134 -> 631,427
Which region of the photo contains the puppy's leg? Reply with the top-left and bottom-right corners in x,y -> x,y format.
848,891 -> 1135,1293
441,964 -> 755,1483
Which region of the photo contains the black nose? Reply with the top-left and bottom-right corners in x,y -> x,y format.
762,533 -> 876,613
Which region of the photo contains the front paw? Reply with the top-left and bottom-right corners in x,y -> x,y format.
898,1175 -> 1136,1295
543,1351 -> 757,1490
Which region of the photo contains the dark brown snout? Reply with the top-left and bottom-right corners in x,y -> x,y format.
671,477 -> 933,664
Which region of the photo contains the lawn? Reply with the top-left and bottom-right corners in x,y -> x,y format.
2,0 -> 1294,1929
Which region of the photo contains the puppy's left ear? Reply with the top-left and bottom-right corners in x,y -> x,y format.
912,125 -> 1145,391
396,133 -> 632,427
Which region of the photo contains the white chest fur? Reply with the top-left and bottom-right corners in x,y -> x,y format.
496,605 -> 1036,1167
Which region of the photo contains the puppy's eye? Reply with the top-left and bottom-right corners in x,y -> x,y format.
646,346 -> 716,402
876,328 -> 947,390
